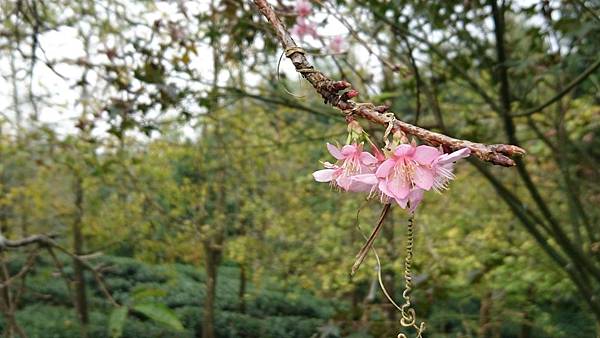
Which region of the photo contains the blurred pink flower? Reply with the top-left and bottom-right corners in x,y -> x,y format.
291,18 -> 317,39
313,143 -> 378,192
329,35 -> 346,54
295,0 -> 312,17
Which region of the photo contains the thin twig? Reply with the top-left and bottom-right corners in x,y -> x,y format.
0,249 -> 39,289
351,203 -> 392,276
49,242 -> 119,307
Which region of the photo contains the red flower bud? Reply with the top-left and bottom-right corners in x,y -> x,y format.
346,89 -> 359,99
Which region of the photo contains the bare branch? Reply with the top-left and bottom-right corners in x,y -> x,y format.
0,249 -> 40,290
251,0 -> 525,166
0,233 -> 120,307
47,242 -> 120,307
513,58 -> 600,117
0,234 -> 56,250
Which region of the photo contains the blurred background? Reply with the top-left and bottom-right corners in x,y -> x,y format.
0,0 -> 599,337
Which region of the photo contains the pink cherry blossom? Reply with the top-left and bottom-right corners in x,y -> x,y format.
329,35 -> 346,54
291,18 -> 317,39
431,148 -> 471,191
313,143 -> 379,192
353,145 -> 470,211
376,144 -> 441,198
295,0 -> 312,17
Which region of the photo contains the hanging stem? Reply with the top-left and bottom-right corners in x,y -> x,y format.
397,217 -> 425,338
352,203 -> 392,276
358,215 -> 426,338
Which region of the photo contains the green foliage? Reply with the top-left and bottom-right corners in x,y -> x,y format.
108,307 -> 128,338
131,303 -> 184,332
7,255 -> 332,338
108,285 -> 185,337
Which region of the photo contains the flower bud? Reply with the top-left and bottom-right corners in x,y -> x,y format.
393,130 -> 409,145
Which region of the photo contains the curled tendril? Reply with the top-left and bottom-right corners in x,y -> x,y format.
397,217 -> 426,338
400,308 -> 416,327
355,214 -> 426,338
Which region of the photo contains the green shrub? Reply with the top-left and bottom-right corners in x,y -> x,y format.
11,255 -> 336,338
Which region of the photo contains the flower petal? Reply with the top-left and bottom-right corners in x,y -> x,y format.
352,174 -> 378,186
437,148 -> 470,165
408,189 -> 424,212
394,144 -> 415,157
336,175 -> 352,191
312,169 -> 335,182
347,180 -> 375,192
375,159 -> 396,178
341,144 -> 358,156
378,180 -> 394,198
389,176 -> 410,199
414,166 -> 434,190
394,196 -> 408,209
360,152 -> 378,165
326,143 -> 345,160
413,145 -> 441,165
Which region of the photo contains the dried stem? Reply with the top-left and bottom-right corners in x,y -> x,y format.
351,203 -> 391,276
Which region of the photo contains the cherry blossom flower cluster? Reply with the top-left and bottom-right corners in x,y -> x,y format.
290,0 -> 347,53
312,125 -> 470,212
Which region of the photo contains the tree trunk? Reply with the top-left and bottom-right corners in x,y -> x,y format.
478,291 -> 492,338
201,243 -> 221,338
519,310 -> 531,338
72,176 -> 88,328
519,286 -> 534,338
238,265 -> 247,314
351,285 -> 360,320
0,258 -> 27,338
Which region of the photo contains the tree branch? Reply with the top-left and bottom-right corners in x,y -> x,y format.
513,57 -> 600,117
251,0 -> 525,166
0,233 -> 56,249
0,232 -> 119,307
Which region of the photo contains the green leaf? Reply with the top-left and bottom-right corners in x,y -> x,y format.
132,303 -> 184,331
108,307 -> 128,338
131,287 -> 168,303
